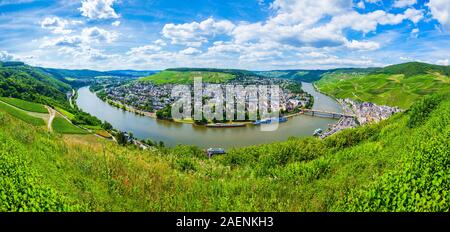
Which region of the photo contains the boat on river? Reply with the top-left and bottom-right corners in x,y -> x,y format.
206,123 -> 246,128
313,128 -> 323,136
253,117 -> 288,125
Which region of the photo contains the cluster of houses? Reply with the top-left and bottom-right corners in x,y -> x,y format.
343,98 -> 402,125
105,83 -> 175,111
103,78 -> 310,115
319,98 -> 402,139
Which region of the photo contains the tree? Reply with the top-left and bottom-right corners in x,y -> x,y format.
116,132 -> 128,146
102,121 -> 113,130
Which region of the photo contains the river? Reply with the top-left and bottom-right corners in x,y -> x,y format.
76,82 -> 342,148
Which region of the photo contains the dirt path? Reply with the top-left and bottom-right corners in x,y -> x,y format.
46,106 -> 56,132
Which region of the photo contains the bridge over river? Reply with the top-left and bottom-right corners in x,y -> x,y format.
298,109 -> 355,119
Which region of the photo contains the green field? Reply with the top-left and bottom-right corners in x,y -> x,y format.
0,101 -> 45,126
52,115 -> 89,134
55,106 -> 75,120
0,97 -> 48,113
140,70 -> 236,85
316,73 -> 450,109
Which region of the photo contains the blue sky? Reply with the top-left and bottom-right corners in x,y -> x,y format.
0,0 -> 449,70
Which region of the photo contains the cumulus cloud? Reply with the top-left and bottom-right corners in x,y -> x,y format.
0,50 -> 15,61
393,0 -> 417,8
162,17 -> 235,47
79,0 -> 119,20
345,40 -> 381,51
81,27 -> 117,43
41,27 -> 117,49
154,39 -> 167,47
180,47 -> 202,55
112,20 -> 121,26
356,1 -> 365,9
436,59 -> 449,65
41,17 -> 81,34
127,44 -> 162,55
427,0 -> 450,30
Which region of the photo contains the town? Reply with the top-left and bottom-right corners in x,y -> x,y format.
319,99 -> 402,139
99,77 -> 313,122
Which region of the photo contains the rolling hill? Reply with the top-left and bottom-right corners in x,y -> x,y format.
315,62 -> 450,109
255,68 -> 379,82
0,61 -> 71,108
140,69 -> 237,85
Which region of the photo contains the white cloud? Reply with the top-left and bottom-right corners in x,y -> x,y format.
393,0 -> 417,8
436,59 -> 449,65
345,40 -> 380,51
112,20 -> 121,26
356,1 -> 365,9
231,0 -> 423,50
127,44 -> 162,55
42,36 -> 83,48
81,27 -> 117,43
162,17 -> 235,47
0,50 -> 15,61
427,0 -> 450,30
154,39 -> 167,46
79,0 -> 120,20
365,0 -> 382,3
411,28 -> 419,38
41,27 -> 117,49
180,47 -> 202,55
41,17 -> 81,34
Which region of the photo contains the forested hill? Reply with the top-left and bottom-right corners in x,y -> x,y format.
374,62 -> 450,77
254,67 -> 379,82
0,61 -> 71,107
167,68 -> 258,77
40,68 -> 157,80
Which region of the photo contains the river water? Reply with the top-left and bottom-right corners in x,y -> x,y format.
76,82 -> 342,148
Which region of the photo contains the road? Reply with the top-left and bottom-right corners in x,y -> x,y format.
46,106 -> 56,132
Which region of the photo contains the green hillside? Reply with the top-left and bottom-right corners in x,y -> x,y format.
0,91 -> 448,211
52,115 -> 89,134
316,63 -> 450,109
0,101 -> 45,126
0,63 -> 107,129
255,68 -> 378,82
0,97 -> 48,113
0,61 -> 71,108
376,62 -> 450,77
140,70 -> 236,84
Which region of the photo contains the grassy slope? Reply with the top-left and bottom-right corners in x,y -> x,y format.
140,70 -> 235,85
316,72 -> 450,109
0,97 -> 48,113
0,93 -> 448,211
0,101 -> 45,126
52,115 -> 89,134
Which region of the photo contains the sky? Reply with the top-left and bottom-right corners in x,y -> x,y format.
0,0 -> 449,71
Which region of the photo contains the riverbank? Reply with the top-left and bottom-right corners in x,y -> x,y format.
76,85 -> 342,148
